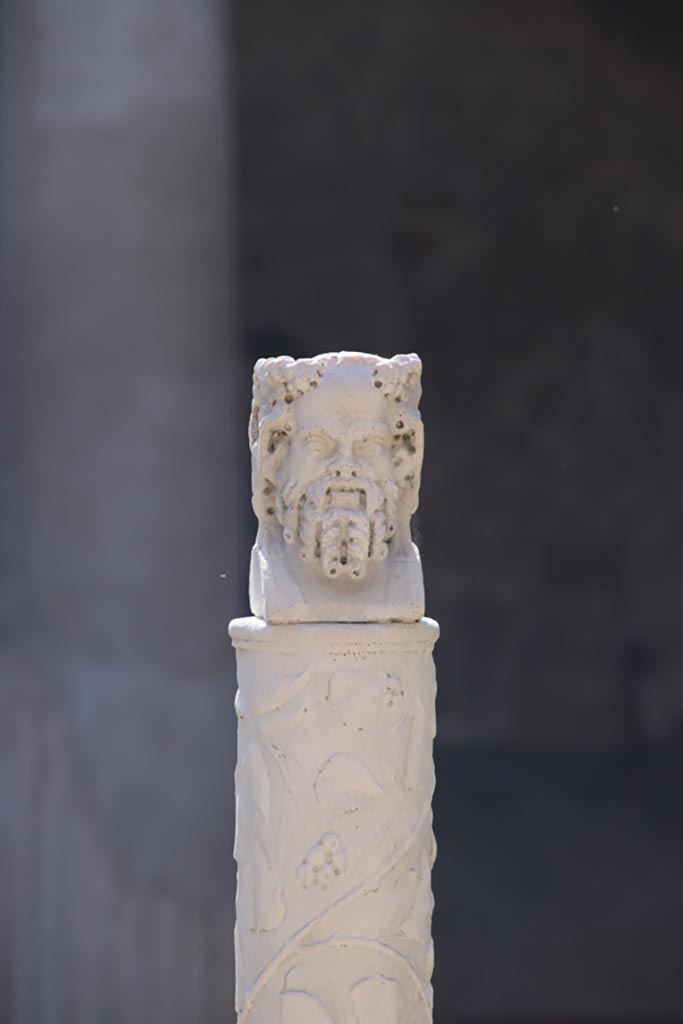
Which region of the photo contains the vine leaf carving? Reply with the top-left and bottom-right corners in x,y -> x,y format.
246,668 -> 310,717
279,990 -> 336,1024
242,842 -> 285,932
249,743 -> 271,827
314,752 -> 385,803
325,671 -> 405,731
349,974 -> 403,1023
326,670 -> 367,703
396,866 -> 427,940
326,670 -> 378,730
381,714 -> 412,786
331,860 -> 421,939
405,693 -> 429,789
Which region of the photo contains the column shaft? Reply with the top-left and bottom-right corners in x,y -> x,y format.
230,617 -> 438,1024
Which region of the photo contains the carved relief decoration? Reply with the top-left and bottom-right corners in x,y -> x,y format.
231,620 -> 438,1024
248,353 -> 425,623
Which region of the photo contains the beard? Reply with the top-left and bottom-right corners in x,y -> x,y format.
280,475 -> 398,580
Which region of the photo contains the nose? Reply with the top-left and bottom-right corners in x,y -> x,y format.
330,441 -> 357,479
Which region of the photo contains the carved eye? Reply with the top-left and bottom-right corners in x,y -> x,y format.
353,437 -> 385,459
303,432 -> 337,457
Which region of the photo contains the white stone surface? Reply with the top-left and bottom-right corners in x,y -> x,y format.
248,352 -> 425,623
229,616 -> 439,1024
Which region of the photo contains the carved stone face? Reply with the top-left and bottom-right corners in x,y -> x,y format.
276,369 -> 399,580
250,352 -> 423,588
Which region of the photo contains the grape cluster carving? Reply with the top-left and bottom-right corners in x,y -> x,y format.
296,833 -> 347,890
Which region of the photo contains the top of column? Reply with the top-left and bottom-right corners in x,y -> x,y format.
248,351 -> 426,623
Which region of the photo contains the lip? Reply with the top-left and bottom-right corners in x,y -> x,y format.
325,483 -> 366,509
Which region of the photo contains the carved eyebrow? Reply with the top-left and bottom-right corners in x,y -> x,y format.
299,428 -> 335,443
354,432 -> 387,445
355,424 -> 391,440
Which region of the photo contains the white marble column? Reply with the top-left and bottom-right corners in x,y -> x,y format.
231,353 -> 438,1023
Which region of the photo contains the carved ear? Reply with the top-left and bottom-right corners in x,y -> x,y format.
261,429 -> 291,498
250,386 -> 296,521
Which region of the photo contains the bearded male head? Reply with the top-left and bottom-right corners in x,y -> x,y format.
248,352 -> 424,622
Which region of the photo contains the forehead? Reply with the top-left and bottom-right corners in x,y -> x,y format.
292,366 -> 389,431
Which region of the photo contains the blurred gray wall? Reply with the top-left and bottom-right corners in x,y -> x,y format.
1,1 -> 242,1022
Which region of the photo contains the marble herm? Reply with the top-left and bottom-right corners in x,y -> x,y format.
231,351 -> 438,1023
248,352 -> 425,622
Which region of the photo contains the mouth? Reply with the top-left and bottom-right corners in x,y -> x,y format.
325,483 -> 366,510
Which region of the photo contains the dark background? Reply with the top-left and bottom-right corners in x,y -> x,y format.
236,1 -> 683,1019
2,1 -> 683,1021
